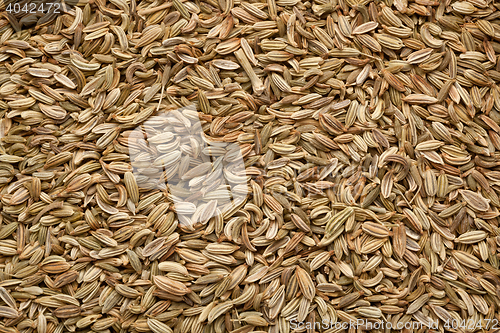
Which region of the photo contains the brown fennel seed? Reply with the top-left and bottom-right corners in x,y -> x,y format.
1,0 -> 500,332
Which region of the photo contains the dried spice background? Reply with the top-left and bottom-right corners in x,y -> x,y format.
1,0 -> 500,332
